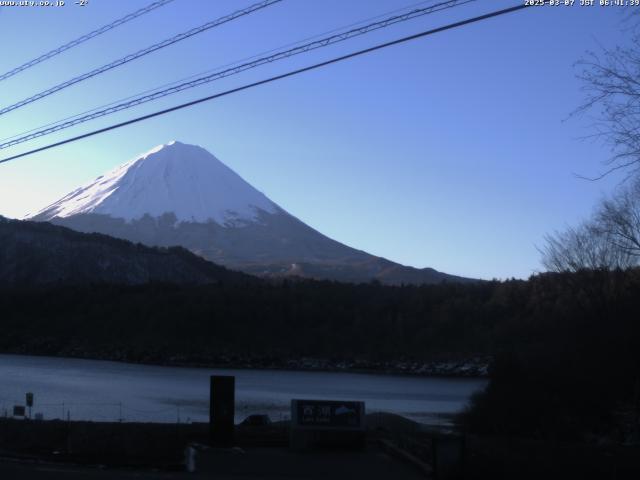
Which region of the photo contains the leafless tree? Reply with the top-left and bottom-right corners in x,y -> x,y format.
575,16 -> 640,180
595,177 -> 640,258
540,220 -> 634,273
541,178 -> 640,272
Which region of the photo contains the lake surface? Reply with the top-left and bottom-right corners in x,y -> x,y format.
0,354 -> 486,425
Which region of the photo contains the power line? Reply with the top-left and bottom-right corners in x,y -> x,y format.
0,3 -> 530,166
0,0 -> 475,150
0,0 -> 471,149
0,0 -> 443,145
0,0 -> 282,117
0,0 -> 177,83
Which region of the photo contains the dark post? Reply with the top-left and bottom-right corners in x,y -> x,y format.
209,375 -> 235,447
433,434 -> 465,480
26,392 -> 33,419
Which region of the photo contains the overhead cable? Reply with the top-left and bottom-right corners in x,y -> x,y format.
0,3 -> 531,165
0,0 -> 282,117
0,0 -> 177,82
0,0 -> 474,150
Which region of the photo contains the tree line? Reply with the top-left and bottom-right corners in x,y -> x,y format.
0,266 -> 638,439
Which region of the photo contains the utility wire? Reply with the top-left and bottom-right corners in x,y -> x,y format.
0,3 -> 530,166
0,0 -> 177,83
0,0 -> 282,117
0,0 -> 475,150
0,0 -> 443,144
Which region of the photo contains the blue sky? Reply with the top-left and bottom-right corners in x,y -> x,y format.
0,0 -> 632,279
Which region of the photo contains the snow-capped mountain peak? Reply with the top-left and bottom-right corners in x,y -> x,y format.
27,141 -> 469,285
30,141 -> 278,224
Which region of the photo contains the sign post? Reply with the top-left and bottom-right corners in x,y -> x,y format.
26,392 -> 34,419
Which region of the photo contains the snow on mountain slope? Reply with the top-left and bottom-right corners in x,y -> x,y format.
28,141 -> 472,285
31,141 -> 278,225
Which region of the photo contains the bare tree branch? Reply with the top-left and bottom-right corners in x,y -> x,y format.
574,23 -> 640,179
540,178 -> 640,272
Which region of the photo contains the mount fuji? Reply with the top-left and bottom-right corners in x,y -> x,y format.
29,141 -> 468,285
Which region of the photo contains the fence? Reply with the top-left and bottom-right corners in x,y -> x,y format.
0,396 -> 291,424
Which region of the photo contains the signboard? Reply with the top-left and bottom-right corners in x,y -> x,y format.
13,405 -> 26,417
294,399 -> 363,428
26,392 -> 34,407
290,399 -> 366,451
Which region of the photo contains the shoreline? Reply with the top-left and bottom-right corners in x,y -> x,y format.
0,351 -> 490,378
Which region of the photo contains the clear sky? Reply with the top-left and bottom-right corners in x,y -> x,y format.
0,0 -> 632,279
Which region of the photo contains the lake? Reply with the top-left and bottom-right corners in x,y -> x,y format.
0,354 -> 486,425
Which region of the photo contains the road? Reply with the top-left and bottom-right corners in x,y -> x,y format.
0,446 -> 425,479
0,460 -> 181,479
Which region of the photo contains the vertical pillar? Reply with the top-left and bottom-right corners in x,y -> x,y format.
209,375 -> 235,447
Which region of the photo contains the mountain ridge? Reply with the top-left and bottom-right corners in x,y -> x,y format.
29,141 -> 473,285
0,216 -> 251,286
